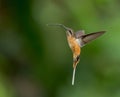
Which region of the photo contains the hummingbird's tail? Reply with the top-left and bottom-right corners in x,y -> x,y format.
72,66 -> 76,85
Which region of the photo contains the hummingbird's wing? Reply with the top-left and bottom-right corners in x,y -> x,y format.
79,31 -> 106,47
75,30 -> 85,38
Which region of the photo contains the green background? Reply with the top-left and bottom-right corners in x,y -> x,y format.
0,0 -> 120,97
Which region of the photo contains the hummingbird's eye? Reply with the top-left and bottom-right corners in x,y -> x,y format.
68,29 -> 73,35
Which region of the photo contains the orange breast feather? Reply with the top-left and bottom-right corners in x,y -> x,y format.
67,36 -> 81,56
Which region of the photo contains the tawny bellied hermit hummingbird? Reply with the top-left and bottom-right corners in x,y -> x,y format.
47,24 -> 106,85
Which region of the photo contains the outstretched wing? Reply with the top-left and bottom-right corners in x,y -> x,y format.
79,31 -> 106,47
75,30 -> 85,38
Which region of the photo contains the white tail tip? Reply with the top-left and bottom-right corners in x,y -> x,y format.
72,67 -> 76,85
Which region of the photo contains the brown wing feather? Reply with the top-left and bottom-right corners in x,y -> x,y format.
80,31 -> 106,47
75,30 -> 85,38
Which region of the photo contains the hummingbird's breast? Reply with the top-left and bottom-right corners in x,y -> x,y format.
67,36 -> 81,56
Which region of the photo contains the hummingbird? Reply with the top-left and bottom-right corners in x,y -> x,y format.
47,24 -> 106,85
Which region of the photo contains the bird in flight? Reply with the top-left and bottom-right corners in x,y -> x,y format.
47,24 -> 106,85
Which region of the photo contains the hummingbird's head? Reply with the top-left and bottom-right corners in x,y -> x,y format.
47,23 -> 74,36
66,29 -> 74,36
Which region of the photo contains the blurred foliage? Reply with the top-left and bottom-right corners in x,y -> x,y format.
0,0 -> 120,97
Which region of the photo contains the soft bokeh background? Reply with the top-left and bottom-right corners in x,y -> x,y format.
0,0 -> 120,97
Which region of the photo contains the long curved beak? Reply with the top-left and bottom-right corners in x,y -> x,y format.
47,23 -> 70,31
